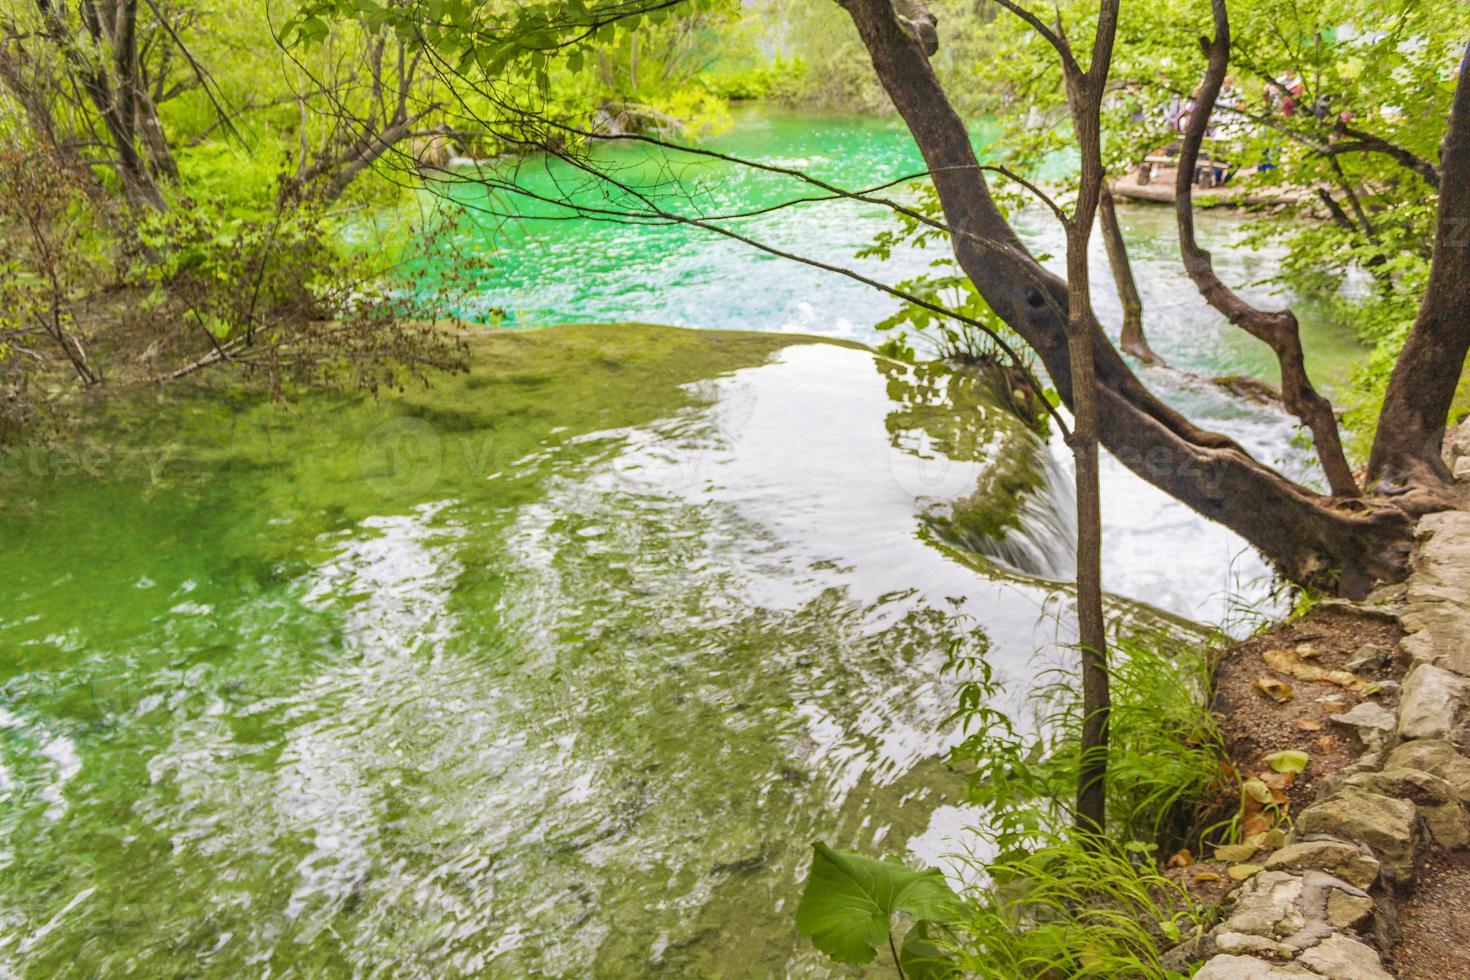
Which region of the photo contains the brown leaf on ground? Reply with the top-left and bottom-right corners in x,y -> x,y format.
1262,648 -> 1367,690
1211,605 -> 1404,829
1214,843 -> 1259,862
1255,677 -> 1294,702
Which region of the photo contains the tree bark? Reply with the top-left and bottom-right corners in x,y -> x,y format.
1367,44 -> 1470,512
1174,0 -> 1358,500
842,0 -> 1413,596
32,0 -> 168,209
134,80 -> 180,181
1056,8 -> 1117,838
1099,183 -> 1160,365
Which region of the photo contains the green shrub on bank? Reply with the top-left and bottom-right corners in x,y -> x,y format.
699,58 -> 808,101
797,621 -> 1228,978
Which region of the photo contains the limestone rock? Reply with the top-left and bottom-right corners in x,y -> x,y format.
1421,803 -> 1470,849
1451,421 -> 1470,458
1456,456 -> 1470,481
1413,512 -> 1470,592
1398,663 -> 1470,740
1295,933 -> 1392,979
1295,789 -> 1418,880
1417,508 -> 1470,543
1263,839 -> 1380,889
1329,701 -> 1395,732
1345,767 -> 1454,805
1346,643 -> 1392,673
1386,739 -> 1470,802
1399,619 -> 1470,677
1325,890 -> 1374,929
1214,931 -> 1295,958
1220,871 -> 1307,938
1194,954 -> 1318,979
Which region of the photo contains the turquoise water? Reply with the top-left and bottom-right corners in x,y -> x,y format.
0,107 -> 1358,976
421,106 -> 1360,386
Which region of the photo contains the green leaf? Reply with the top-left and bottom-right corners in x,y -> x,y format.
795,842 -> 965,964
1264,750 -> 1309,774
899,920 -> 959,979
1241,778 -> 1273,804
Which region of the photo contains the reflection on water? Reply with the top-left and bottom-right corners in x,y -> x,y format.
0,101 -> 1356,974
0,330 -> 1204,976
417,105 -> 1356,620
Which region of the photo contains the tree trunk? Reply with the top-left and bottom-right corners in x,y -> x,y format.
1368,45 -> 1470,512
134,81 -> 180,181
1098,186 -> 1160,365
842,0 -> 1413,596
1068,285 -> 1109,838
1174,0 -> 1358,500
1056,8 -> 1117,840
33,0 -> 167,210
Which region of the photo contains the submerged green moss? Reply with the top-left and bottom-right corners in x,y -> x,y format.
877,357 -> 1047,551
0,323 -> 1085,978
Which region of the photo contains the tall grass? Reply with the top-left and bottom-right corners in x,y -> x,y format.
950,622 -> 1230,857
943,835 -> 1206,979
934,621 -> 1231,977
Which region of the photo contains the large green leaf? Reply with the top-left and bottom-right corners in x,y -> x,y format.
795,842 -> 966,964
900,919 -> 960,980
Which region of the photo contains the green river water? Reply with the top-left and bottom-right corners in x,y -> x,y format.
0,108 -> 1361,977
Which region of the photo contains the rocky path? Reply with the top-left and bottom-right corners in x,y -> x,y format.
1176,427 -> 1470,978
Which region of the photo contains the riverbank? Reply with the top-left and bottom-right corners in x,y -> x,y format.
1161,421 -> 1470,977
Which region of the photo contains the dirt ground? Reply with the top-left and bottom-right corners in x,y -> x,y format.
1167,603 -> 1406,905
1213,603 -> 1405,810
1394,851 -> 1470,978
1184,602 -> 1470,973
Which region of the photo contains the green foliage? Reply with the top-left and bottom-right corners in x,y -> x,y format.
739,0 -> 1003,113
796,621 -> 1228,977
699,57 -> 808,101
795,842 -> 965,966
944,836 -> 1205,979
859,182 -> 1034,366
948,623 -> 1228,860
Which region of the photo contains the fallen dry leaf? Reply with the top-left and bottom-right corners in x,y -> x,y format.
1193,871 -> 1223,883
1228,864 -> 1264,880
1242,778 -> 1274,804
1167,848 -> 1194,869
1255,677 -> 1294,703
1214,843 -> 1259,862
1259,770 -> 1294,790
1242,813 -> 1272,837
1263,648 -> 1366,691
1295,718 -> 1324,732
